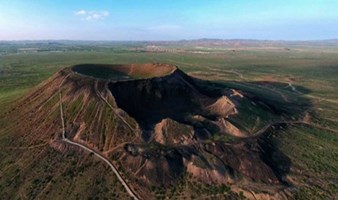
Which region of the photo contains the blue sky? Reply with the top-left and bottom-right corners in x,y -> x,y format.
0,0 -> 338,40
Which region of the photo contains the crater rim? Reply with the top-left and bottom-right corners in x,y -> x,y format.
71,63 -> 178,81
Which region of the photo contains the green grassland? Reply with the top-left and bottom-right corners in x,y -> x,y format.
0,41 -> 338,199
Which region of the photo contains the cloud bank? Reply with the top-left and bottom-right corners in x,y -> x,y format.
74,10 -> 109,21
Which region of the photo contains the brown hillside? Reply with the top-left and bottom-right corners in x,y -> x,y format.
5,63 -> 306,199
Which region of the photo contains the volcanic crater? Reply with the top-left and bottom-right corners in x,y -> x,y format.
9,63 -> 311,199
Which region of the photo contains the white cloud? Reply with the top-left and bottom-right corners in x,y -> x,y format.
74,10 -> 109,21
75,10 -> 86,15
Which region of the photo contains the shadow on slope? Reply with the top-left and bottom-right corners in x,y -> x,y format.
108,70 -> 312,186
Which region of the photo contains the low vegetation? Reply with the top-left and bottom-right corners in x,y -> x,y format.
0,40 -> 337,199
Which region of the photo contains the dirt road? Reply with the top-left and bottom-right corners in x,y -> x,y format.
58,74 -> 140,200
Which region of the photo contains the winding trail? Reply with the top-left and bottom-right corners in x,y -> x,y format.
251,119 -> 338,138
58,74 -> 140,200
287,82 -> 338,105
306,94 -> 338,105
287,82 -> 297,92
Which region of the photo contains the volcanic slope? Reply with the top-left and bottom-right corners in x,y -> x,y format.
1,63 -> 311,199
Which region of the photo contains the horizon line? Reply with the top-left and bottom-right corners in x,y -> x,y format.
1,38 -> 338,43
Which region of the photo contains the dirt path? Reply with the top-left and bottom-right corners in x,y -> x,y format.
251,119 -> 338,138
247,120 -> 301,138
58,74 -> 140,200
286,82 -> 338,105
306,94 -> 338,105
61,138 -> 139,199
287,82 -> 297,92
